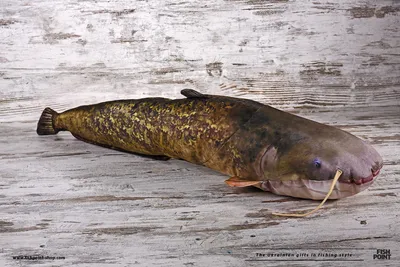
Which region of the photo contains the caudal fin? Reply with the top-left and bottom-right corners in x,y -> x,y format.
37,107 -> 59,135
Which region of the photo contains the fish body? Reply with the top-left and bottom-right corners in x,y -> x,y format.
37,90 -> 383,200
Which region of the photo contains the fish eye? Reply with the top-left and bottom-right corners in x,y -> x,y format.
313,159 -> 322,168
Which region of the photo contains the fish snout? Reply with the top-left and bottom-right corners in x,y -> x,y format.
341,157 -> 383,185
335,139 -> 383,185
371,160 -> 383,176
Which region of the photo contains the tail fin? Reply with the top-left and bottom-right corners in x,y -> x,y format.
37,107 -> 59,135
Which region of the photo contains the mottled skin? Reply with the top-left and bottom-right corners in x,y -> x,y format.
54,96 -> 259,168
37,89 -> 383,199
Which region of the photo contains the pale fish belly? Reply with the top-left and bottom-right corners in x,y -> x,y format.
260,179 -> 374,200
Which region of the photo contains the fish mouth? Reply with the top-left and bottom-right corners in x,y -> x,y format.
260,166 -> 383,200
340,166 -> 382,185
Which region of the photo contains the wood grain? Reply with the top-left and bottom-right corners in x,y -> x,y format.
0,0 -> 399,266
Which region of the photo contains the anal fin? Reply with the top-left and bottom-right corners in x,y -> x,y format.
71,133 -> 171,161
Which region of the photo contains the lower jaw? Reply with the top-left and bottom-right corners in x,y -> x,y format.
259,179 -> 374,200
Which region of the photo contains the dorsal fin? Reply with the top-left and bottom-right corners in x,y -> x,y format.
181,89 -> 208,99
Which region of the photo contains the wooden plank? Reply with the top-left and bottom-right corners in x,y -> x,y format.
1,0 -> 399,266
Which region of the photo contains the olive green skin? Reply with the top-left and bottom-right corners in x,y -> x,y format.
49,91 -> 382,185
54,96 -> 263,179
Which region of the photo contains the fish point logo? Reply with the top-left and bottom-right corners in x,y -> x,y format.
373,249 -> 391,260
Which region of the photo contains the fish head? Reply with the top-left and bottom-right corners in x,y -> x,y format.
260,132 -> 383,200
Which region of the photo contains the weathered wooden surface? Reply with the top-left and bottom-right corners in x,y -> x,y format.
1,0 -> 399,266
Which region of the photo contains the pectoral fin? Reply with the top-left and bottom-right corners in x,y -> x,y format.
225,177 -> 261,187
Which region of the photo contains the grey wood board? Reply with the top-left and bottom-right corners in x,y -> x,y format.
1,0 -> 400,266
